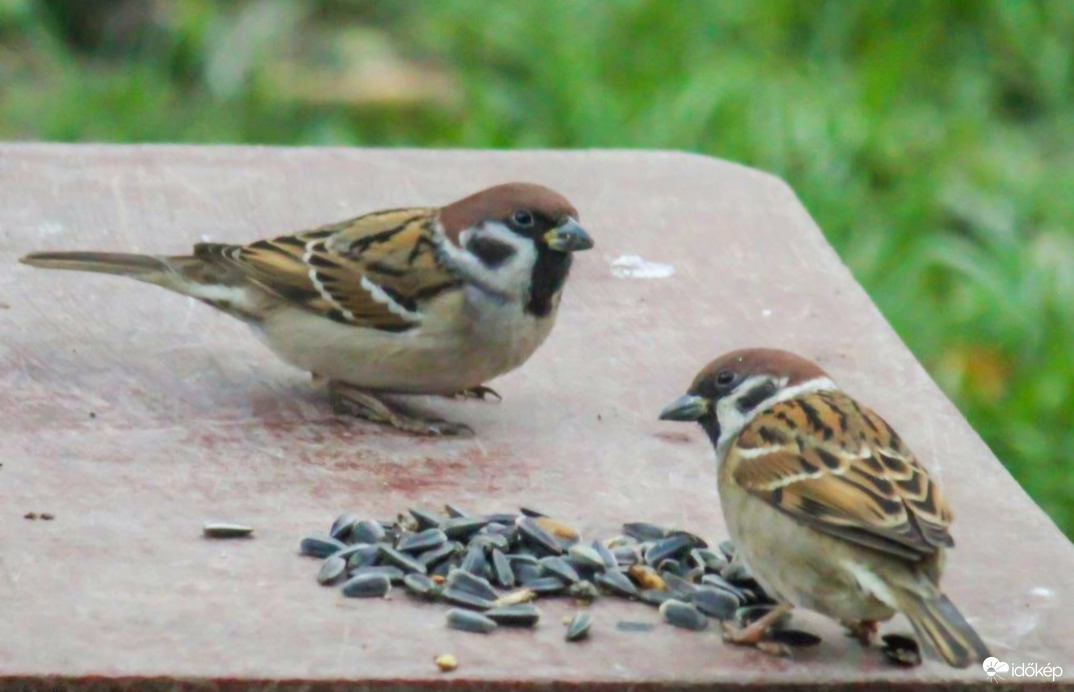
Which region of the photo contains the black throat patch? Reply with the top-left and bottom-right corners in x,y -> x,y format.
525,249 -> 572,318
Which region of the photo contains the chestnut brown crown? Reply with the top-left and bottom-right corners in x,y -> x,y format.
439,183 -> 579,240
688,348 -> 830,400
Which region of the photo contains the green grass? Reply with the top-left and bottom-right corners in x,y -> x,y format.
3,0 -> 1072,535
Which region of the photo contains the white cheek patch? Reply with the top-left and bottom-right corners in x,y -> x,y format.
436,221 -> 537,301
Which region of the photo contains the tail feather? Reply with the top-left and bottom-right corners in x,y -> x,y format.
895,589 -> 990,668
19,251 -> 173,280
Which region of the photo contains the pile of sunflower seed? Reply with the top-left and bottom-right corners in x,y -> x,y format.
297,504 -> 840,652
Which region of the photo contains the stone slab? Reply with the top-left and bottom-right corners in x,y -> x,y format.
0,144 -> 1071,690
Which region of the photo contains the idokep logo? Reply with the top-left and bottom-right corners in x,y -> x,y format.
983,656 -> 1063,683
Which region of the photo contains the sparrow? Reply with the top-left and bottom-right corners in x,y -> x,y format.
20,182 -> 593,435
659,348 -> 990,668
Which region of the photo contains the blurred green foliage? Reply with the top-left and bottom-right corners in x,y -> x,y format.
2,0 -> 1072,535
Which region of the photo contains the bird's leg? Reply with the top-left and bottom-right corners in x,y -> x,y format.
722,603 -> 795,648
445,385 -> 502,402
327,381 -> 474,437
843,619 -> 880,647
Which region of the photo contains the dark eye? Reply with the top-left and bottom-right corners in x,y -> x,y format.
715,370 -> 737,387
512,210 -> 534,227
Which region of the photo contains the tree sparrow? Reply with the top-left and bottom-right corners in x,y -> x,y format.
20,183 -> 593,435
659,348 -> 990,668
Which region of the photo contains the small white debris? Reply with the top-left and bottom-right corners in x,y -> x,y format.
761,309 -> 773,317
610,255 -> 675,279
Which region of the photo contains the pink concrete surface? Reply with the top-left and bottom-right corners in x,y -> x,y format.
0,144 -> 1071,690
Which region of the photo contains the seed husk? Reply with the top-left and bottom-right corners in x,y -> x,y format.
377,545 -> 427,574
317,555 -> 348,585
660,599 -> 708,631
343,545 -> 380,569
627,564 -> 665,591
590,539 -> 618,570
446,608 -> 497,634
534,516 -> 580,542
341,573 -> 391,598
417,541 -> 459,568
493,587 -> 537,607
300,535 -> 347,558
565,612 -> 593,641
434,653 -> 458,672
881,634 -> 922,667
203,522 -> 254,539
691,586 -> 738,619
459,545 -> 489,576
595,570 -> 638,598
644,533 -> 696,566
486,603 -> 540,627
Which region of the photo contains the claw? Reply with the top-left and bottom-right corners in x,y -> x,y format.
843,619 -> 879,647
721,603 -> 796,655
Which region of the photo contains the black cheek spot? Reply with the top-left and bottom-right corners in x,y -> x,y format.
467,236 -> 517,269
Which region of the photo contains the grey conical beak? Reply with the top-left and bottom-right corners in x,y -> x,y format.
659,394 -> 710,422
543,218 -> 593,253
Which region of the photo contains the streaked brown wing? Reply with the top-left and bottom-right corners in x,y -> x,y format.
728,390 -> 953,561
194,208 -> 462,332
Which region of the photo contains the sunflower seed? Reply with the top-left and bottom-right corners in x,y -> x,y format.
459,546 -> 489,576
341,573 -> 391,598
444,504 -> 471,518
615,621 -> 655,632
408,507 -> 444,530
691,586 -> 738,619
534,516 -> 580,543
639,588 -> 674,607
300,535 -> 347,558
349,565 -> 405,582
627,564 -> 665,591
519,507 -> 547,518
612,545 -> 641,567
591,539 -> 618,570
329,513 -> 359,541
660,599 -> 708,631
486,603 -> 540,627
526,576 -> 568,594
718,539 -> 735,560
403,572 -> 440,599
317,555 -> 347,585
644,533 -> 696,566
485,512 -> 521,524
446,568 -> 498,600
442,516 -> 489,540
343,544 -> 380,569
516,517 -> 563,555
689,548 -> 727,572
446,608 -> 497,633
351,520 -> 386,545
417,541 -> 460,567
490,548 -> 515,588
203,522 -> 254,539
377,545 -> 427,574
397,528 -> 448,553
623,522 -> 667,542
441,587 -> 495,610
595,570 -> 638,598
661,572 -> 698,599
565,612 -> 593,641
721,560 -> 754,583
540,556 -> 580,583
567,579 -> 600,603
567,544 -> 605,570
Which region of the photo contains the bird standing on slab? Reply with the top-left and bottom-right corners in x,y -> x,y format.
20,183 -> 593,435
659,348 -> 990,668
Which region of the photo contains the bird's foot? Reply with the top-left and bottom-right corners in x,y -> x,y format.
721,603 -> 796,655
446,385 -> 502,402
843,619 -> 880,647
328,382 -> 474,436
